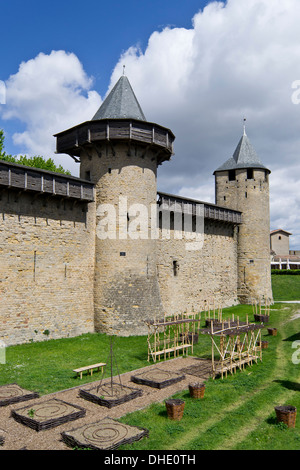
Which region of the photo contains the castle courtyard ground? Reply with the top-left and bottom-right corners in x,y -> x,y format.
0,355 -> 209,450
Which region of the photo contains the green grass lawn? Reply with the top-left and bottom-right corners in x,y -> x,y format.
1,276 -> 300,450
272,274 -> 300,301
0,333 -> 152,395
117,302 -> 300,450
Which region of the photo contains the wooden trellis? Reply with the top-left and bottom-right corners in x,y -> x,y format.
145,312 -> 201,363
251,298 -> 272,319
200,314 -> 264,379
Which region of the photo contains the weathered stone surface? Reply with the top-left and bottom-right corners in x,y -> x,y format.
215,168 -> 273,303
0,189 -> 95,345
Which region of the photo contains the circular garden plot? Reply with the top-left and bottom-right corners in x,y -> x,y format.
11,398 -> 86,431
0,383 -> 39,407
61,416 -> 149,450
130,368 -> 185,389
79,382 -> 143,408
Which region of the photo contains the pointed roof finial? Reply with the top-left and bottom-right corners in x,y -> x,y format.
123,65 -> 126,76
243,117 -> 247,136
214,120 -> 270,173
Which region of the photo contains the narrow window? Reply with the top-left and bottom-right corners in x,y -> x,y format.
245,192 -> 248,198
108,168 -> 112,174
173,260 -> 179,276
247,168 -> 254,179
158,210 -> 162,229
228,170 -> 236,181
170,211 -> 174,230
85,170 -> 91,181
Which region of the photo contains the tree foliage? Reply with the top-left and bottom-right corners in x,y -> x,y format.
0,129 -> 71,175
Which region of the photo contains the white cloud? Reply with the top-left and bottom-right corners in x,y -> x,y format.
2,50 -> 101,174
270,166 -> 300,248
110,0 -> 300,247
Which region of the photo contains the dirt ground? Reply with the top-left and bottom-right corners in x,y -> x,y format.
0,356 -> 211,450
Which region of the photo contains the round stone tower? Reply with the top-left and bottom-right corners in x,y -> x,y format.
214,127 -> 273,304
55,75 -> 175,335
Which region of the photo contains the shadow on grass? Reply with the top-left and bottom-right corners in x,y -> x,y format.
283,332 -> 300,342
273,379 -> 300,392
266,415 -> 278,425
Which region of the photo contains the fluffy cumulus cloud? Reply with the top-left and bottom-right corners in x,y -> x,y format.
2,0 -> 300,247
110,0 -> 300,247
1,50 -> 101,174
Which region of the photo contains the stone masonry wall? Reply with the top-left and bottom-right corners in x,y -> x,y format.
0,189 -> 96,346
157,218 -> 239,316
215,169 -> 273,303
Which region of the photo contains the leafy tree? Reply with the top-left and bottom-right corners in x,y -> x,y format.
0,129 -> 71,175
0,129 -> 6,157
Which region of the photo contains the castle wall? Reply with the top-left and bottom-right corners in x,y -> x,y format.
0,189 -> 96,346
157,219 -> 239,316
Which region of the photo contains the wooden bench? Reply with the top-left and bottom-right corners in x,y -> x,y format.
73,362 -> 106,379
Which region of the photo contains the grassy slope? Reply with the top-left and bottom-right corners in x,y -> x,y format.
118,303 -> 300,450
0,334 -> 150,395
271,274 -> 300,301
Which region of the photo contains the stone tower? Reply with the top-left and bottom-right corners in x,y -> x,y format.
214,127 -> 273,304
55,75 -> 175,335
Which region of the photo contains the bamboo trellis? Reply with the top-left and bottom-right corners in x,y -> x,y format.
145,311 -> 201,363
199,314 -> 264,379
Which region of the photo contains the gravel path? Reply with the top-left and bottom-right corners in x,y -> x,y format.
0,356 -> 211,450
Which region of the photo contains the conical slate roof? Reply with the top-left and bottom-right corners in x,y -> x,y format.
214,131 -> 269,173
92,75 -> 146,121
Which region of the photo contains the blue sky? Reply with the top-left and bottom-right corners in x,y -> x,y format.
1,0 -> 209,97
1,0 -> 300,247
0,0 -> 209,156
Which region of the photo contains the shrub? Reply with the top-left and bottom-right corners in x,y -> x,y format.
271,269 -> 300,275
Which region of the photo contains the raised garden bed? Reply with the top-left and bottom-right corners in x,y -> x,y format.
275,405 -> 297,428
165,399 -> 185,420
189,382 -> 205,398
61,417 -> 149,450
79,382 -> 143,408
0,383 -> 39,407
254,314 -> 269,323
268,328 -> 277,336
11,398 -> 86,431
131,368 -> 185,389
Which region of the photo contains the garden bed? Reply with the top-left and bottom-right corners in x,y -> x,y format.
131,368 -> 185,389
11,398 -> 86,431
0,383 -> 39,407
79,382 -> 143,408
61,417 -> 149,450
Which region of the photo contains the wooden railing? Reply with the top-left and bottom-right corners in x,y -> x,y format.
0,161 -> 94,202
